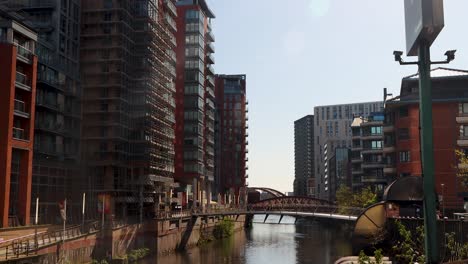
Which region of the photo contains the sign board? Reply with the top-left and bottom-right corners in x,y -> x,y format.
97,194 -> 111,214
404,0 -> 444,56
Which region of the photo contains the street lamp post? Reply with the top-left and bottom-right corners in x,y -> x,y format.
441,184 -> 445,217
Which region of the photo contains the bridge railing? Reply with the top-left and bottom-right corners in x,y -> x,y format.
0,221 -> 100,260
247,204 -> 364,217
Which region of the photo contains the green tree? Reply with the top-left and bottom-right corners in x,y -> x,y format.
336,185 -> 377,214
455,150 -> 468,188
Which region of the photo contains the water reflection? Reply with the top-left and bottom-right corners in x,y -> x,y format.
149,215 -> 352,264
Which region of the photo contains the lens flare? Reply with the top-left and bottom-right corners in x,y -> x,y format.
309,0 -> 331,17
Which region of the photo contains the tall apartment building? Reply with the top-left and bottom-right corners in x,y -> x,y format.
0,10 -> 37,227
294,115 -> 314,196
80,0 -> 177,219
314,101 -> 383,200
384,68 -> 468,209
3,0 -> 83,223
351,113 -> 386,195
175,0 -> 215,208
214,74 -> 248,204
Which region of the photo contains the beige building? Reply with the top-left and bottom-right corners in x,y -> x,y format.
314,102 -> 383,200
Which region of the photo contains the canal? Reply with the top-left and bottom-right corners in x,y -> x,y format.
146,215 -> 353,264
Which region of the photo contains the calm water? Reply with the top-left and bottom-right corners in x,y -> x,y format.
144,215 -> 353,264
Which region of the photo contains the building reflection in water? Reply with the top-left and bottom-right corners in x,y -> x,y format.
148,215 -> 352,264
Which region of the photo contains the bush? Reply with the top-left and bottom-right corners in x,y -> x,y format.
213,218 -> 234,239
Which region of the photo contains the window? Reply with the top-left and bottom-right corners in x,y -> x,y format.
399,151 -> 411,162
371,126 -> 382,135
398,128 -> 409,140
462,103 -> 468,114
371,140 -> 383,149
399,107 -> 409,117
462,125 -> 468,138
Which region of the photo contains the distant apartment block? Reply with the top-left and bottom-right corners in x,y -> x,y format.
294,115 -> 314,197
175,0 -> 215,208
384,68 -> 468,209
314,101 -> 383,200
0,10 -> 37,227
80,0 -> 177,218
215,74 -> 248,204
351,113 -> 386,195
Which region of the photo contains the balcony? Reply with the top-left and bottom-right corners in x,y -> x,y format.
206,30 -> 215,42
206,86 -> 215,98
361,133 -> 383,140
352,134 -> 361,140
206,75 -> 215,87
361,162 -> 385,169
361,148 -> 383,154
14,99 -> 29,118
165,14 -> 177,32
351,157 -> 363,163
351,145 -> 363,151
457,137 -> 468,147
206,53 -> 215,65
16,45 -> 33,64
361,175 -> 387,183
383,146 -> 396,153
352,170 -> 363,175
383,166 -> 397,174
383,125 -> 395,133
456,113 -> 468,123
206,42 -> 215,53
207,64 -> 215,75
164,0 -> 177,17
12,127 -> 26,140
15,72 -> 31,91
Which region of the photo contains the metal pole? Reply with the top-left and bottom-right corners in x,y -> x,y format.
82,193 -> 86,231
418,41 -> 439,263
63,199 -> 67,242
441,184 -> 445,217
35,197 -> 39,249
101,195 -> 105,230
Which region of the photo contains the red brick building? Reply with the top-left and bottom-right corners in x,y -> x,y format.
214,74 -> 248,204
175,0 -> 215,208
0,12 -> 37,227
384,68 -> 468,210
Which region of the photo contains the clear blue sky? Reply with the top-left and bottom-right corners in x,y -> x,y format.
208,0 -> 468,193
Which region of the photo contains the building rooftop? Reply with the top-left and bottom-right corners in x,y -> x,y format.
404,67 -> 468,80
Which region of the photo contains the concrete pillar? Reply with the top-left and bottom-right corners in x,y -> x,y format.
192,178 -> 198,209
18,149 -> 32,226
206,182 -> 211,209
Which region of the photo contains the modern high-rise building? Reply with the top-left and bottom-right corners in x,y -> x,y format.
175,0 -> 215,208
3,0 -> 83,223
214,74 -> 248,204
384,68 -> 468,210
0,9 -> 37,227
294,115 -> 314,197
314,101 -> 383,200
80,0 -> 177,218
351,113 -> 386,195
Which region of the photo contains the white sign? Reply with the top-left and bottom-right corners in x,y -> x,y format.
404,0 -> 444,56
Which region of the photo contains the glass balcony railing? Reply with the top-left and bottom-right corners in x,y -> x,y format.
164,0 -> 177,17
12,127 -> 26,140
15,72 -> 31,90
14,99 -> 29,116
16,45 -> 33,61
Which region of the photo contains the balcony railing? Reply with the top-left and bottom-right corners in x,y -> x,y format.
16,45 -> 33,62
206,42 -> 215,53
14,99 -> 29,117
164,0 -> 177,17
15,72 -> 31,91
165,14 -> 177,32
12,127 -> 26,140
206,53 -> 215,64
206,30 -> 215,42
